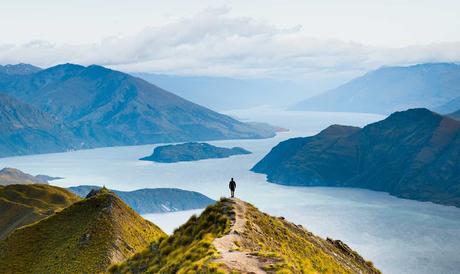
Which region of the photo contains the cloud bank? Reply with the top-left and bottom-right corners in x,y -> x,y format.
0,8 -> 459,80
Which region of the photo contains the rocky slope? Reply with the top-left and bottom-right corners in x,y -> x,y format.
253,108 -> 460,207
140,142 -> 251,163
0,188 -> 165,273
111,198 -> 379,273
0,184 -> 80,240
293,63 -> 460,114
0,63 -> 274,157
68,185 -> 214,214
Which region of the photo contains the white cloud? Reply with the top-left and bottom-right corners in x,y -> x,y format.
0,8 -> 459,81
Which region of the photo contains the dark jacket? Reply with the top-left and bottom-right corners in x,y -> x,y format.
229,180 -> 236,190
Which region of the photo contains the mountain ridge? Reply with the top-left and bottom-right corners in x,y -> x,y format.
0,63 -> 275,157
0,188 -> 165,273
0,184 -> 80,240
293,63 -> 460,114
0,63 -> 42,75
111,198 -> 379,273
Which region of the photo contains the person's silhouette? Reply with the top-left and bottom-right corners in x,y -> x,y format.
229,178 -> 236,198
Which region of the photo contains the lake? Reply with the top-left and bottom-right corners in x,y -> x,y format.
1,108 -> 459,274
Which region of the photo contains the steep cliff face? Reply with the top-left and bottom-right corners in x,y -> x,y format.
110,198 -> 379,274
253,108 -> 460,207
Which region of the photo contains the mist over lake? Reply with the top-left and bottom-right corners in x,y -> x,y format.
1,108 -> 459,274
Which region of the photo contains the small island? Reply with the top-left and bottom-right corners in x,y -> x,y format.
140,142 -> 251,163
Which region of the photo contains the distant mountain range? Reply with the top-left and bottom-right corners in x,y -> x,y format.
135,73 -> 312,110
67,185 -> 214,214
0,63 -> 41,75
293,63 -> 460,114
253,108 -> 460,207
0,63 -> 275,157
140,142 -> 251,163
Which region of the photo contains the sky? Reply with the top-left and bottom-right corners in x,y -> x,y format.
0,0 -> 459,82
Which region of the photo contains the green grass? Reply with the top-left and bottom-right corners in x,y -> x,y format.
0,184 -> 80,212
111,198 -> 379,274
0,189 -> 165,273
240,202 -> 380,273
0,184 -> 80,240
110,199 -> 231,274
1,192 -> 379,274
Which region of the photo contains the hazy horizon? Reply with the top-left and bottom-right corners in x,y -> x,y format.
1,1 -> 459,84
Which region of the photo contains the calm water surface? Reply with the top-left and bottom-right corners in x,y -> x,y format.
1,108 -> 459,274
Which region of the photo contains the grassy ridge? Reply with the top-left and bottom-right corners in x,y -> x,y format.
0,189 -> 165,273
241,202 -> 380,273
0,184 -> 80,240
0,184 -> 79,210
112,198 -> 379,274
0,190 -> 379,273
110,199 -> 231,273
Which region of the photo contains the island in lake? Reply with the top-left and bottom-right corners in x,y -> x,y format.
140,142 -> 251,163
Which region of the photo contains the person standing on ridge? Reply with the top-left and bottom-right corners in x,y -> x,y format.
229,178 -> 236,198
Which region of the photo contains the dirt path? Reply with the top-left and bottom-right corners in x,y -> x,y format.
212,198 -> 267,274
